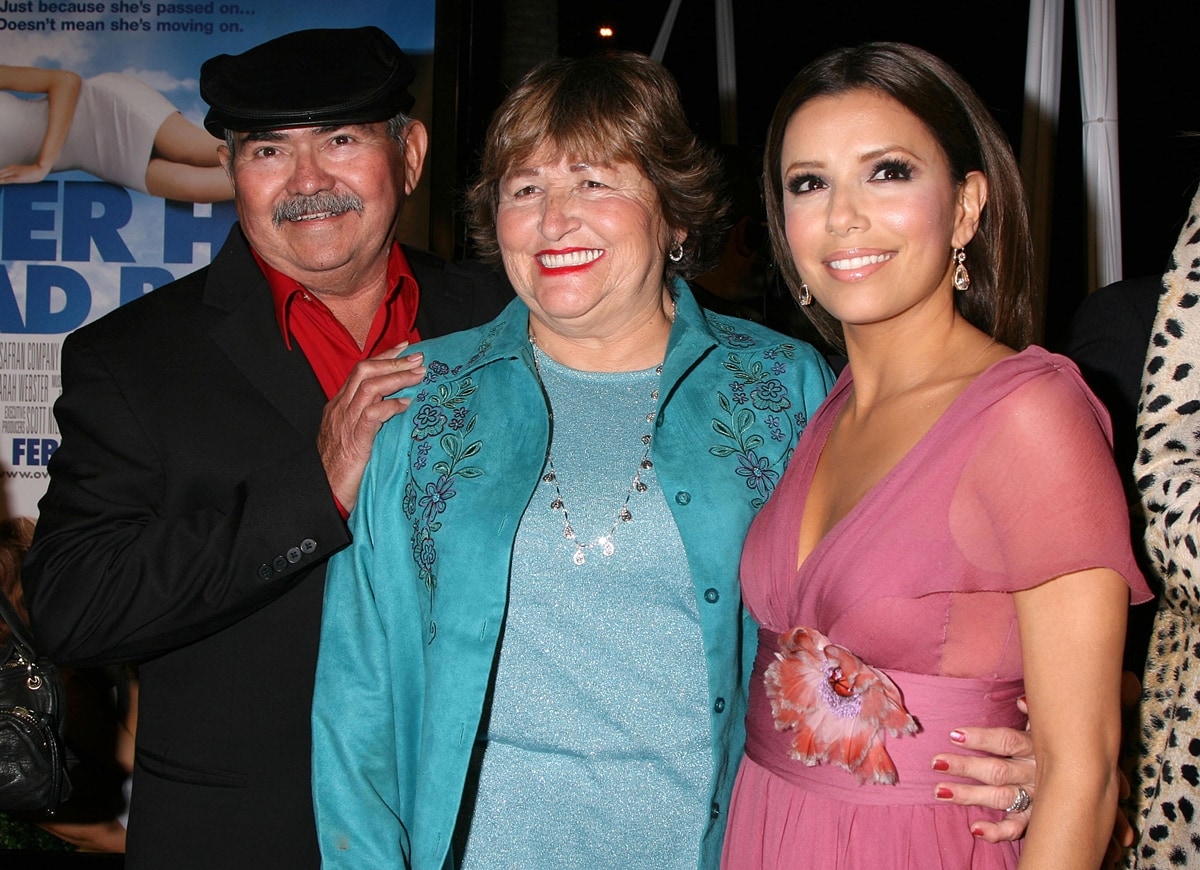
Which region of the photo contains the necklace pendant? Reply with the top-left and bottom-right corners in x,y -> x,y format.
533,346 -> 664,569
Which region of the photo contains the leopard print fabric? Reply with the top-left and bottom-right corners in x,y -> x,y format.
1130,187 -> 1200,869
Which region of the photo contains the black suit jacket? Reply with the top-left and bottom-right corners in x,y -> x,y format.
22,225 -> 511,868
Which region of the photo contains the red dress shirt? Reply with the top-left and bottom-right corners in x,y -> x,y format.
257,242 -> 421,400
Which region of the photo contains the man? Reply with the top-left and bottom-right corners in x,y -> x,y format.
22,27 -> 510,868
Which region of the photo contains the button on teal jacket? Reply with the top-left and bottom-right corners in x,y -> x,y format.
313,283 -> 835,868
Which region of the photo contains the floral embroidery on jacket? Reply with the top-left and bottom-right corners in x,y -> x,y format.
709,346 -> 806,508
765,626 -> 918,785
403,367 -> 485,630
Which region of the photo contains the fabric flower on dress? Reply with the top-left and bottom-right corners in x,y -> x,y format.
765,626 -> 918,784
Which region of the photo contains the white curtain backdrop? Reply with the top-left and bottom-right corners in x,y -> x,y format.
1023,0 -> 1123,310
651,0 -> 684,61
1021,0 -> 1065,331
1075,0 -> 1123,290
714,0 -> 738,144
654,0 -> 739,145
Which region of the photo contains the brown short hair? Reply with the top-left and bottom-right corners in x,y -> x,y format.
466,51 -> 726,282
764,42 -> 1036,350
0,516 -> 35,634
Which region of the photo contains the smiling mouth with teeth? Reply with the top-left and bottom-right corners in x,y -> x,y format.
537,249 -> 603,268
828,253 -> 895,270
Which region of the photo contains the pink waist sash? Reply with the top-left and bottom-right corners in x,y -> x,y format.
744,627 -> 1027,805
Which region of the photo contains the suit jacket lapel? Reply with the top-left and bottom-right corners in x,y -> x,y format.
204,226 -> 327,439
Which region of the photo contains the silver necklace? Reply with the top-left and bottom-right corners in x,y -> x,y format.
528,339 -> 663,566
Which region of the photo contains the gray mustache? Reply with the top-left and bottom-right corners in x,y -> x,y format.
272,193 -> 364,226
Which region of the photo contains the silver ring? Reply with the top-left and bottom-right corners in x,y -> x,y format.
1003,786 -> 1031,814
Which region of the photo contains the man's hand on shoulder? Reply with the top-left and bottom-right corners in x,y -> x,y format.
319,345 -> 425,512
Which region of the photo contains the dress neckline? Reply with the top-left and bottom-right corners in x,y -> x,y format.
791,346 -> 1049,579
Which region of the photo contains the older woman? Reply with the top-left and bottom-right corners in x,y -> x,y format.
311,51 -> 835,869
721,43 -> 1152,869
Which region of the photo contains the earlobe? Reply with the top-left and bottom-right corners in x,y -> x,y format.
952,170 -> 988,247
401,120 -> 430,195
217,145 -> 235,183
667,230 -> 688,263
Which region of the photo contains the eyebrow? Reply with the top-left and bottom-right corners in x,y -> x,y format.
239,130 -> 289,144
505,160 -> 610,180
238,125 -> 365,145
859,145 -> 916,163
785,145 -> 918,172
505,165 -> 542,181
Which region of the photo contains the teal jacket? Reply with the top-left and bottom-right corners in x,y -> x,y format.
312,284 -> 835,868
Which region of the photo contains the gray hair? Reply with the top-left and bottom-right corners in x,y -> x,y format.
224,110 -> 412,155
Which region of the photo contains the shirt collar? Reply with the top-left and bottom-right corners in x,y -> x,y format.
256,242 -> 416,348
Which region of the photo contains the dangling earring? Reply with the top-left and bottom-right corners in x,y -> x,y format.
952,247 -> 971,291
797,280 -> 812,307
668,241 -> 684,263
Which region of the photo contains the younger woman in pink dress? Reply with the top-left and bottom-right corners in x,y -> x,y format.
722,43 -> 1152,869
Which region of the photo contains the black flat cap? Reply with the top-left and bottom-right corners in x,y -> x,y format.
201,26 -> 416,137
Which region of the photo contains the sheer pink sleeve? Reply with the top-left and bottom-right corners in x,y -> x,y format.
950,360 -> 1150,600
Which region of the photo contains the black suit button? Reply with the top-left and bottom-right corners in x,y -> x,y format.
300,538 -> 317,554
272,556 -> 287,572
257,564 -> 272,581
287,547 -> 302,564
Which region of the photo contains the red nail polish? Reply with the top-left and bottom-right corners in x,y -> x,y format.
949,729 -> 967,743
971,828 -> 985,838
936,787 -> 953,799
932,758 -> 950,772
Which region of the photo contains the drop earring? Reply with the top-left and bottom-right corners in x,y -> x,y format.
952,247 -> 971,291
797,281 -> 812,307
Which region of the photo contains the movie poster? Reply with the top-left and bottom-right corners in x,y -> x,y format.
0,1 -> 436,517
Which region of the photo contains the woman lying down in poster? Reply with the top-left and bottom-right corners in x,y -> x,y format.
0,63 -> 231,202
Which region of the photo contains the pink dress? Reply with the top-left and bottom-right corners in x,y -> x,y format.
722,347 -> 1152,869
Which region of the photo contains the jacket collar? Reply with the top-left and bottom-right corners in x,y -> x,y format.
441,277 -> 722,400
202,224 -> 327,438
662,277 -> 720,400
